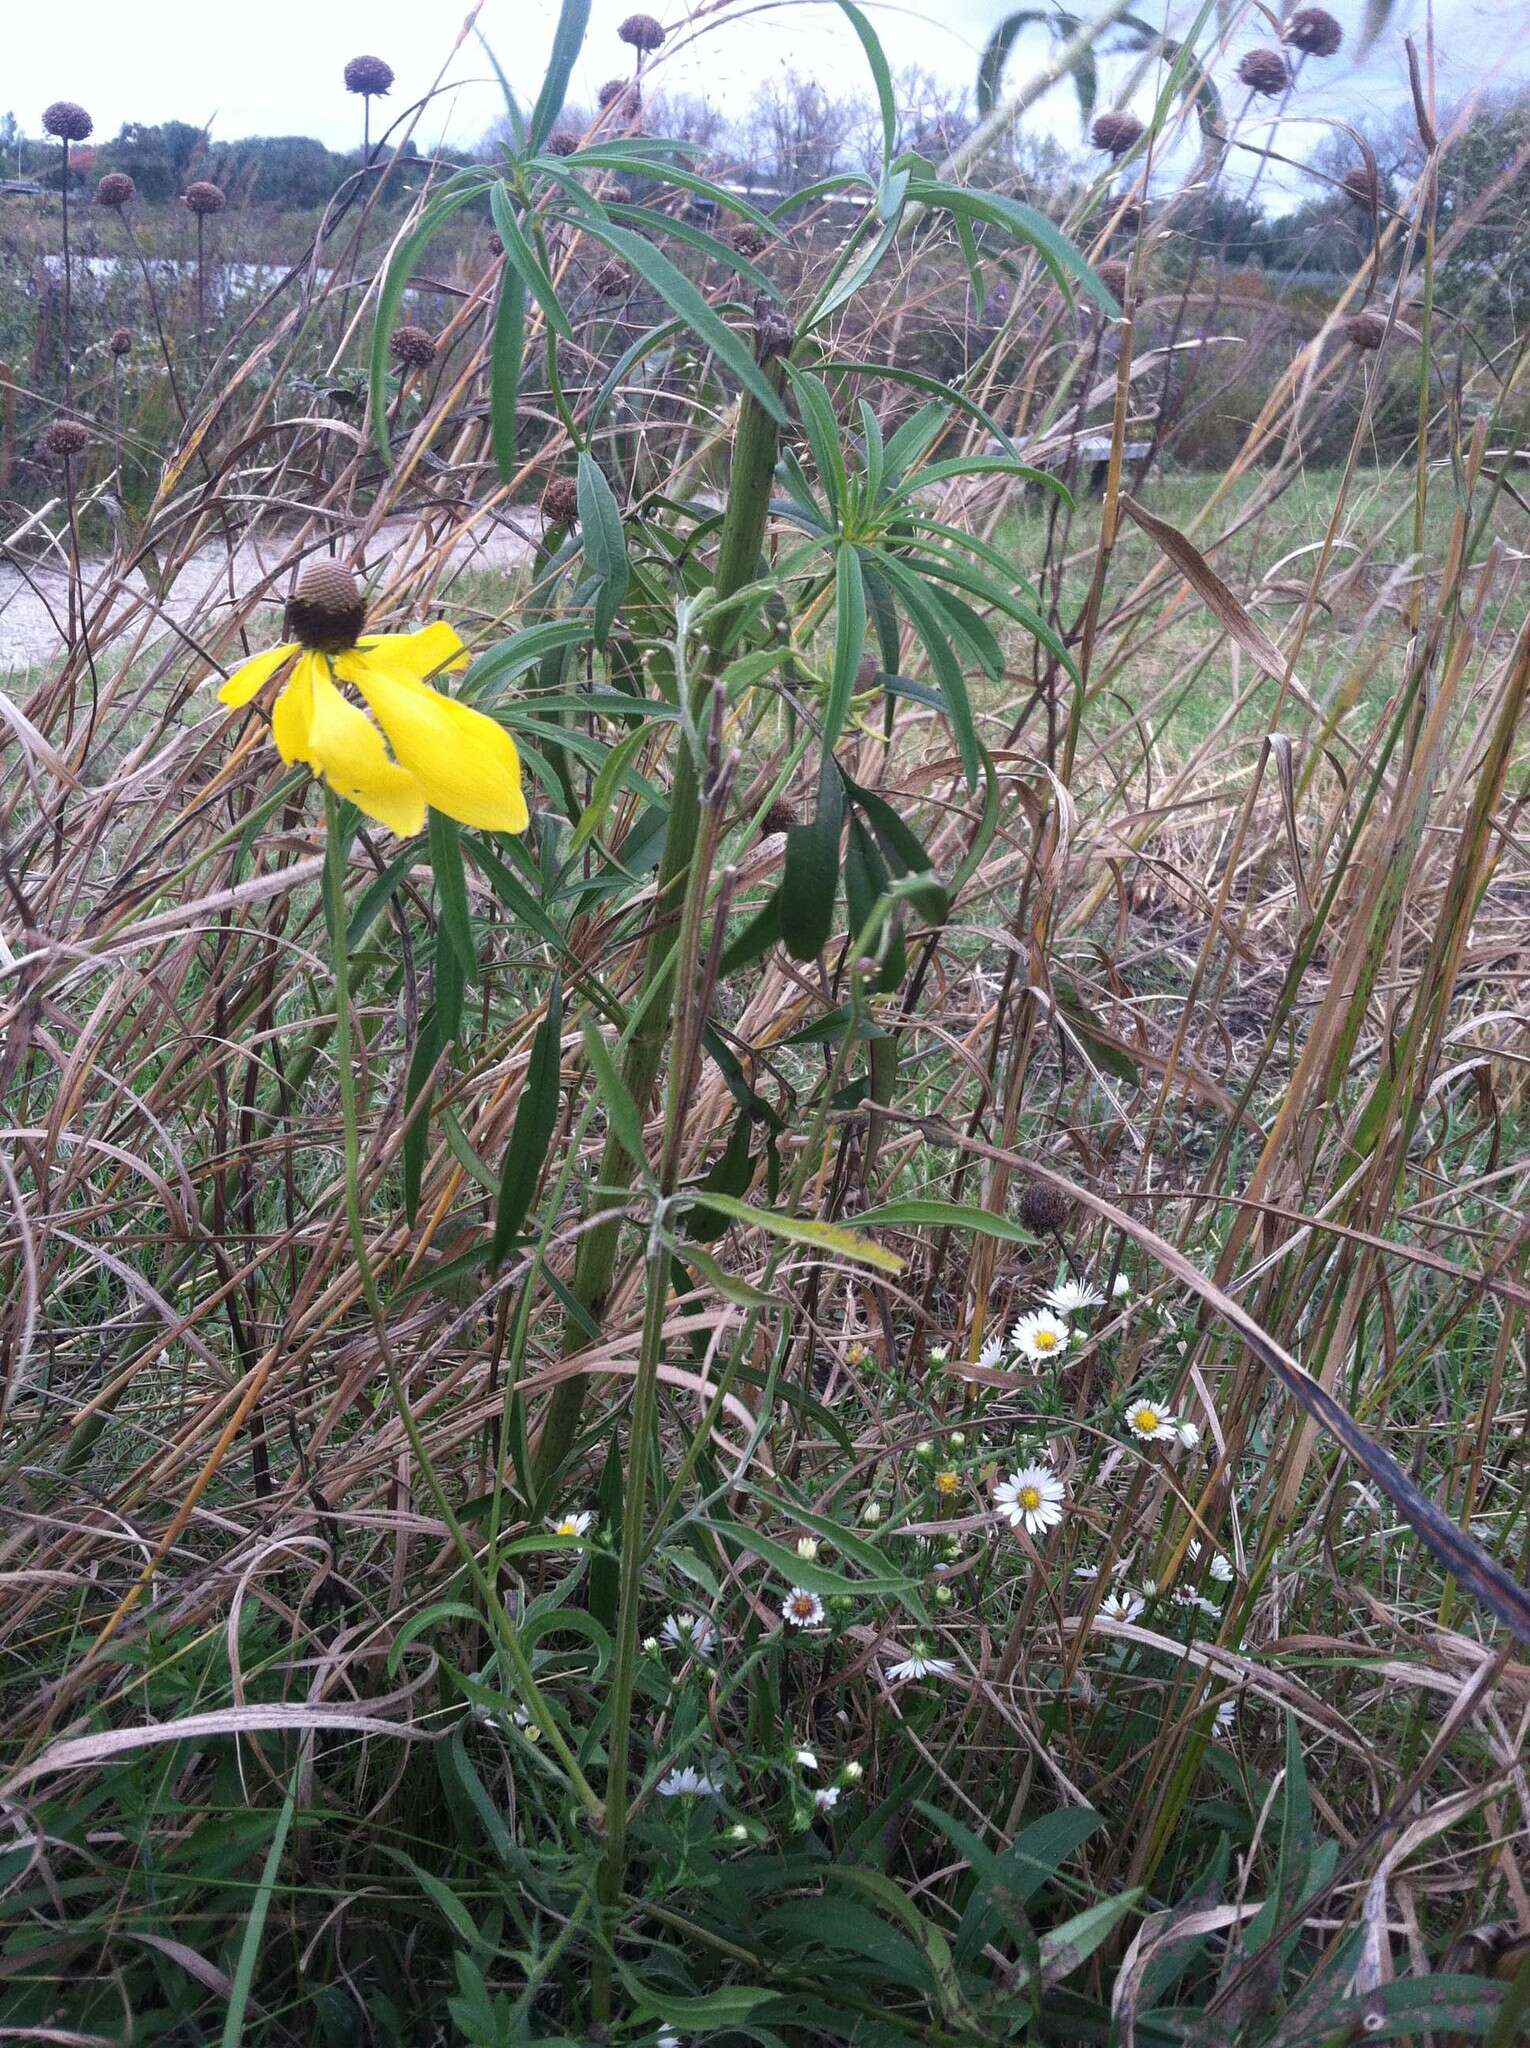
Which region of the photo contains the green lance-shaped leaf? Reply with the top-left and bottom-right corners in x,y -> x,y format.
823,543 -> 868,751
527,0 -> 591,149
576,451 -> 629,648
488,255 -> 526,487
492,979 -> 564,1265
781,751 -> 845,961
428,812 -> 477,986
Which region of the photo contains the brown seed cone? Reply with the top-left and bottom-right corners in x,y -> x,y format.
598,78 -> 641,115
184,181 -> 226,216
43,418 -> 89,460
1019,1182 -> 1072,1235
284,563 -> 367,654
760,797 -> 798,837
731,223 -> 768,261
1282,6 -> 1342,56
618,11 -> 665,50
1343,310 -> 1386,352
389,323 -> 437,369
95,171 -> 136,208
344,54 -> 395,97
1342,163 -> 1379,207
546,131 -> 579,157
487,232 -> 503,255
43,100 -> 93,143
541,476 -> 581,524
605,181 -> 633,205
1091,110 -> 1144,158
1237,47 -> 1291,96
591,259 -> 631,297
107,327 -> 133,357
1097,258 -> 1129,303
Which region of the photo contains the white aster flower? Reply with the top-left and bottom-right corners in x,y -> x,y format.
658,1766 -> 720,1799
1213,1699 -> 1237,1737
1041,1277 -> 1105,1316
814,1786 -> 840,1814
642,1635 -> 659,1654
1098,1589 -> 1145,1624
661,1612 -> 715,1658
1073,1562 -> 1100,1581
1012,1309 -> 1072,1364
977,1328 -> 1007,1370
1124,1399 -> 1176,1442
1112,1272 -> 1132,1299
928,1343 -> 950,1365
658,2028 -> 683,2048
1210,1552 -> 1235,1583
886,1649 -> 956,1683
860,1500 -> 883,1526
782,1587 -> 825,1628
794,1748 -> 818,1771
841,1760 -> 863,1784
992,1464 -> 1067,1538
549,1509 -> 593,1538
795,1535 -> 821,1562
1176,1420 -> 1201,1450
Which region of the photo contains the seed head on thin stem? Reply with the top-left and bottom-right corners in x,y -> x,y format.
618,13 -> 665,51
1090,111 -> 1143,158
599,79 -> 641,117
1237,48 -> 1291,96
95,171 -> 136,209
107,327 -> 133,356
1019,1182 -> 1072,1235
1097,258 -> 1129,303
730,224 -> 768,261
1343,311 -> 1386,352
1282,7 -> 1342,56
43,101 -> 93,143
389,324 -> 437,370
344,55 -> 395,97
541,476 -> 581,525
1343,163 -> 1380,207
592,259 -> 631,298
44,418 -> 90,461
184,181 -> 226,215
546,131 -> 580,156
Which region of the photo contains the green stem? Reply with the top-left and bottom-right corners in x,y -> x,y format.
322,793 -> 601,1819
534,341 -> 789,1486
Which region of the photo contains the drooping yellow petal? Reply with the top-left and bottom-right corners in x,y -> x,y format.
351,621 -> 470,679
270,651 -> 320,765
332,650 -> 529,834
217,641 -> 297,708
305,661 -> 427,837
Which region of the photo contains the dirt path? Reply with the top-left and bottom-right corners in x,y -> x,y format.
0,514 -> 544,673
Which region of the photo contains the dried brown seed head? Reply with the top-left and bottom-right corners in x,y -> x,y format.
107,326 -> 133,356
604,181 -> 633,205
541,476 -> 581,524
344,54 -> 395,96
95,171 -> 136,208
1097,258 -> 1129,303
618,12 -> 665,50
1019,1182 -> 1072,1235
1237,47 -> 1291,95
730,223 -> 768,260
546,131 -> 579,157
1343,310 -> 1386,351
761,797 -> 798,837
598,78 -> 641,115
389,323 -> 437,369
1342,163 -> 1379,206
1090,110 -> 1144,158
44,418 -> 89,460
43,101 -> 93,143
284,562 -> 367,654
1282,7 -> 1342,56
184,181 -> 226,216
591,258 -> 630,297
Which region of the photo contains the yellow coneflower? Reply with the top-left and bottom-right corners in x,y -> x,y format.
217,563 -> 528,839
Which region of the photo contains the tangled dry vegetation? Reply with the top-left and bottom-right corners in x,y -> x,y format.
1,2 -> 1528,2042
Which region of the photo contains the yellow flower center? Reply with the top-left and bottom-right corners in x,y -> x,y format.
935,1470 -> 959,1494
556,1519 -> 579,1536
790,1596 -> 815,1617
1136,1408 -> 1160,1432
1019,1486 -> 1041,1511
1034,1330 -> 1059,1350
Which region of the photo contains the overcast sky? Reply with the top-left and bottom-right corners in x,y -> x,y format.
5,0 -> 1528,204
